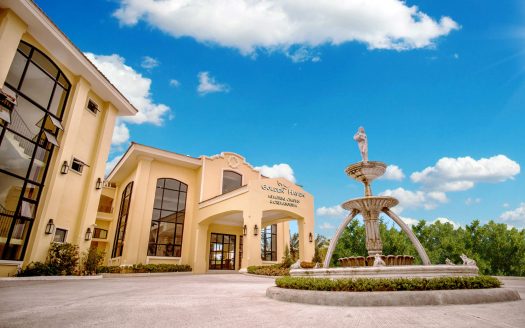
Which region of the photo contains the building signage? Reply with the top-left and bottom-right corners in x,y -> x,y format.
261,181 -> 304,208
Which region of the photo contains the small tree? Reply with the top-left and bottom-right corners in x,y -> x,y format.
281,244 -> 294,268
82,246 -> 105,275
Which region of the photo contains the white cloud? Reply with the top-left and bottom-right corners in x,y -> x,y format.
381,164 -> 405,181
411,155 -> 520,192
432,217 -> 460,229
465,197 -> 481,206
141,56 -> 160,69
169,79 -> 181,87
197,72 -> 230,95
105,154 -> 124,176
380,187 -> 448,213
400,216 -> 420,226
255,163 -> 296,183
113,0 -> 459,60
85,53 -> 170,126
111,122 -> 130,146
503,203 -> 510,208
316,205 -> 346,217
500,203 -> 525,227
319,222 -> 335,230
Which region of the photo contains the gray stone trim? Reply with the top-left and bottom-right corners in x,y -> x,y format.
266,287 -> 521,306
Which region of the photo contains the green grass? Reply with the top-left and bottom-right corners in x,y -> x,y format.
275,276 -> 501,292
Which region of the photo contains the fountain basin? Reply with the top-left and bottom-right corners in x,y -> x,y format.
290,265 -> 479,279
345,161 -> 387,183
342,196 -> 399,212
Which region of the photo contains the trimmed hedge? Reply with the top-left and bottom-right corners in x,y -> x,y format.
275,276 -> 501,292
97,263 -> 192,274
247,265 -> 290,276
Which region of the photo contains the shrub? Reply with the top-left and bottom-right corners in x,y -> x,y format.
247,265 -> 290,276
82,247 -> 105,275
281,245 -> 294,268
96,263 -> 192,274
300,261 -> 315,269
17,262 -> 58,277
48,242 -> 79,275
275,276 -> 501,292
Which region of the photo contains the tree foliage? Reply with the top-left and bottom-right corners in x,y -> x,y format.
327,219 -> 525,276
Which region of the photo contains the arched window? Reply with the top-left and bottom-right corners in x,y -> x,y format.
0,41 -> 70,260
261,224 -> 277,261
222,170 -> 242,194
112,182 -> 133,258
148,178 -> 187,257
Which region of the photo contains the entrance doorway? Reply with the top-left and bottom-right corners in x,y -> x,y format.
209,233 -> 236,270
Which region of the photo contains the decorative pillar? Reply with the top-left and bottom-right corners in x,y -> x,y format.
0,9 -> 27,87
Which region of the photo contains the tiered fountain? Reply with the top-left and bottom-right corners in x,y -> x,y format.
291,127 -> 478,278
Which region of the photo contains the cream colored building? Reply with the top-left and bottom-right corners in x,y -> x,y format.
0,0 -> 315,276
98,143 -> 315,273
0,0 -> 137,276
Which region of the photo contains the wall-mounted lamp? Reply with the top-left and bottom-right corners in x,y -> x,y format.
95,178 -> 102,190
253,224 -> 259,236
243,224 -> 247,236
45,219 -> 55,235
60,160 -> 69,174
85,227 -> 92,241
309,232 -> 313,243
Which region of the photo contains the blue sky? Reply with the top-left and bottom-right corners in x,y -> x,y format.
36,0 -> 525,234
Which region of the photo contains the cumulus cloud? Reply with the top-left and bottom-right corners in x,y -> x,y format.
319,222 -> 335,230
113,0 -> 459,60
380,164 -> 405,181
380,187 -> 448,213
465,197 -> 481,206
105,154 -> 124,176
85,53 -> 170,127
400,216 -> 420,226
255,163 -> 296,183
411,155 -> 520,192
197,72 -> 230,95
169,79 -> 181,87
141,56 -> 160,69
500,203 -> 525,227
316,205 -> 346,217
111,122 -> 130,146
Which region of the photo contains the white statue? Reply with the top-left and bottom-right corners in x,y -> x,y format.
373,254 -> 385,267
445,258 -> 455,265
353,126 -> 368,163
460,254 -> 476,266
290,260 -> 301,269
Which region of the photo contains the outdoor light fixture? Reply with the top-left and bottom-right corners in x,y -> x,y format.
309,232 -> 313,243
45,219 -> 55,235
85,228 -> 92,241
243,224 -> 247,236
95,178 -> 102,190
253,224 -> 259,236
60,160 -> 69,174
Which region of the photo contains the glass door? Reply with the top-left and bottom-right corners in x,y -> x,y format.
209,233 -> 236,270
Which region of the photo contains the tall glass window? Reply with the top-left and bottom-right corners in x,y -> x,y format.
222,170 -> 242,194
0,41 -> 70,260
261,224 -> 277,261
112,182 -> 133,258
148,178 -> 187,257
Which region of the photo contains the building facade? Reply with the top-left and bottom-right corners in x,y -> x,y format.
0,0 -> 137,276
97,143 -> 315,273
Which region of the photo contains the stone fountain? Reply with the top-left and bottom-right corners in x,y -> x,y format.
290,127 -> 478,278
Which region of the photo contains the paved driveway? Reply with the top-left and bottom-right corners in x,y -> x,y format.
0,274 -> 524,328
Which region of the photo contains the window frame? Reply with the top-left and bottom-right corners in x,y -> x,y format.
221,170 -> 243,194
53,228 -> 67,243
86,98 -> 99,115
111,181 -> 133,258
261,224 -> 277,261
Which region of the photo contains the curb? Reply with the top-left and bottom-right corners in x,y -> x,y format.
266,287 -> 521,307
0,275 -> 103,281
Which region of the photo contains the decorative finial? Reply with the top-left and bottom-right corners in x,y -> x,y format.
353,126 -> 368,163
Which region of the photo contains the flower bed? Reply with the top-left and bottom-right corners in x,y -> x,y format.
247,265 -> 290,276
97,263 -> 192,274
275,276 -> 501,292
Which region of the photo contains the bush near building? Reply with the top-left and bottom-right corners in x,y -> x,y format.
247,265 -> 290,276
96,263 -> 192,274
18,242 -> 80,276
275,276 -> 501,292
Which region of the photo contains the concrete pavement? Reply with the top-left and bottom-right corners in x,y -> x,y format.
0,274 -> 524,328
